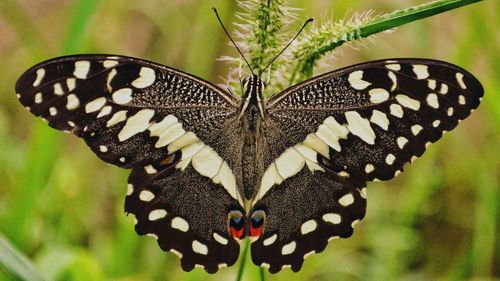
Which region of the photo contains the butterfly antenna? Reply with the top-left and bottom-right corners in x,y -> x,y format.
258,18 -> 313,77
213,7 -> 255,76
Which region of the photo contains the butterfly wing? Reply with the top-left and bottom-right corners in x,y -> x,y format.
251,59 -> 483,272
15,55 -> 245,272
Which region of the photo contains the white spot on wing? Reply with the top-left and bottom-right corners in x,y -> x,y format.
215,162 -> 240,203
396,94 -> 420,110
459,95 -> 466,105
388,71 -> 397,91
97,106 -> 112,118
171,217 -> 189,232
213,232 -> 228,245
397,137 -> 408,149
323,213 -> 341,224
345,111 -> 375,145
132,67 -> 156,88
34,92 -> 43,104
456,72 -> 466,89
106,110 -> 127,127
385,64 -> 401,71
281,241 -> 296,255
300,220 -> 318,235
167,131 -> 200,153
368,88 -> 390,104
66,94 -> 80,110
192,240 -> 208,255
54,83 -> 64,96
103,60 -> 118,68
303,251 -> 316,259
118,109 -> 155,141
74,61 -> 90,79
107,68 -> 117,91
390,104 -> 404,118
148,209 -> 167,221
144,165 -> 157,174
411,124 -> 423,136
261,263 -> 270,269
447,107 -> 454,116
275,147 -> 305,179
139,190 -> 155,202
49,107 -> 57,116
324,116 -> 349,139
66,78 -> 76,91
348,70 -> 371,90
385,153 -> 396,165
365,164 -> 374,173
258,163 -> 282,200
85,97 -> 107,113
316,123 -> 342,152
439,83 -> 449,94
33,68 -> 45,87
99,145 -> 108,152
339,193 -> 354,206
112,88 -> 133,104
370,110 -> 389,130
147,233 -> 158,240
427,79 -> 437,90
263,234 -> 277,246
192,146 -> 223,178
426,93 -> 439,109
170,249 -> 183,259
303,133 -> 330,158
150,117 -> 185,148
412,64 -> 429,79
126,184 -> 134,195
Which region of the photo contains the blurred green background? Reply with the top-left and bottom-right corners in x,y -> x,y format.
0,0 -> 498,280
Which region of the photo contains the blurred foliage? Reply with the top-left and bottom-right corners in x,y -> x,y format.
0,0 -> 498,280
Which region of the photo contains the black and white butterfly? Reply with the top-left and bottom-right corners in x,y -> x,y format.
15,53 -> 483,273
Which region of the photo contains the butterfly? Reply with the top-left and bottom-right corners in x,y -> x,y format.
15,53 -> 483,273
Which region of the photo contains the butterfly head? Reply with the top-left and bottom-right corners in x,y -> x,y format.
242,75 -> 266,101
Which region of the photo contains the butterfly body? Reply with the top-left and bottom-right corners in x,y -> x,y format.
15,55 -> 483,273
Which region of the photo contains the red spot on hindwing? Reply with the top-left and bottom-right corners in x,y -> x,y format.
230,225 -> 245,239
249,224 -> 264,237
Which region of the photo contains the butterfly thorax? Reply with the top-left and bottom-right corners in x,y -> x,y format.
239,75 -> 266,200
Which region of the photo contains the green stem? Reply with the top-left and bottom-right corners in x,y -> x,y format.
235,239 -> 250,281
298,0 -> 483,79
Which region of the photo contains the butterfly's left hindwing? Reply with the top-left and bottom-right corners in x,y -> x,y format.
251,59 -> 483,272
15,55 -> 244,272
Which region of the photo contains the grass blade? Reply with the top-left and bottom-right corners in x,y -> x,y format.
0,233 -> 44,281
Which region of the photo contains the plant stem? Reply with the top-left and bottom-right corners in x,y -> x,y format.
235,239 -> 250,281
296,0 -> 483,80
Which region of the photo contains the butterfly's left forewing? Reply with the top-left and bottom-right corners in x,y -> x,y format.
15,55 -> 245,273
251,59 -> 483,272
